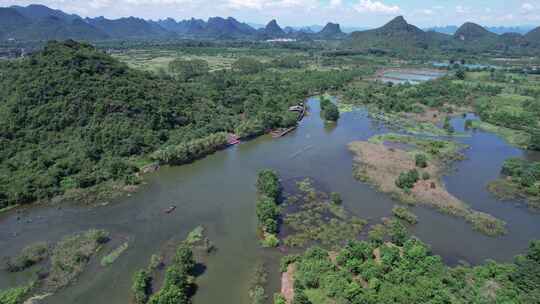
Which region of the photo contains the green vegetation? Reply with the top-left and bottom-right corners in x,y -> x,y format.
256,169 -> 281,200
0,285 -> 30,304
256,169 -> 281,247
475,93 -> 539,149
47,229 -> 110,289
169,58 -> 209,81
392,206 -> 418,224
232,57 -> 265,74
350,134 -> 506,236
415,153 -> 428,168
132,270 -> 152,304
130,225 -> 211,303
148,244 -> 195,304
320,96 -> 340,122
0,40 -> 363,209
282,178 -> 367,249
488,158 -> 540,208
0,229 -> 109,302
395,169 -> 420,191
101,242 -> 129,267
4,242 -> 49,272
248,263 -> 268,304
280,234 -> 540,304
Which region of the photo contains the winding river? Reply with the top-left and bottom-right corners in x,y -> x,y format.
1,98 -> 539,304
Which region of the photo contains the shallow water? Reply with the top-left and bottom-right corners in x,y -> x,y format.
1,99 -> 539,303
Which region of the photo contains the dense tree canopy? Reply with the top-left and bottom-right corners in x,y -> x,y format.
285,236 -> 540,304
0,40 -> 363,208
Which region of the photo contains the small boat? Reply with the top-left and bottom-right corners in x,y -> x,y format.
164,206 -> 176,214
227,134 -> 241,146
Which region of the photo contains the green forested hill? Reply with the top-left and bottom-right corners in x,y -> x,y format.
0,40 -> 359,208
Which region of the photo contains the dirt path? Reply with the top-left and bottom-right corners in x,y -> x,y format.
281,264 -> 296,304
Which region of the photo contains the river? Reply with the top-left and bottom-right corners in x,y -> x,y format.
1,97 -> 539,304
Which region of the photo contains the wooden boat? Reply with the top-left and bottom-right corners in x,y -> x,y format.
227,134 -> 241,145
164,206 -> 176,214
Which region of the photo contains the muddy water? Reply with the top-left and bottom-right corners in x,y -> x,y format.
1,99 -> 540,303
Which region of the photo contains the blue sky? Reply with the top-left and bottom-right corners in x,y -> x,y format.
2,0 -> 540,27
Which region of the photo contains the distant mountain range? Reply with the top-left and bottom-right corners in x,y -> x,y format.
347,16 -> 540,53
426,25 -> 537,35
1,4 -> 539,54
0,4 -> 346,41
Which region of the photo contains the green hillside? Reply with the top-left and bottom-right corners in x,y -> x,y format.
0,40 -> 360,208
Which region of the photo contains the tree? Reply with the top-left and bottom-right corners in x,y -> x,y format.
455,69 -> 466,80
323,103 -> 340,122
388,220 -> 408,246
132,270 -> 152,304
530,130 -> 540,151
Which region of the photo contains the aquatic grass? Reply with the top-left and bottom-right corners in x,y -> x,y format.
5,242 -> 49,273
101,242 -> 129,267
0,204 -> 19,214
185,225 -> 205,245
392,206 -> 418,224
471,120 -> 530,148
282,179 -> 367,249
46,229 -> 110,290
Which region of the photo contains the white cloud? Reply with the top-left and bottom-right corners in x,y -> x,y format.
353,0 -> 400,14
226,0 -> 317,10
329,0 -> 342,8
522,3 -> 534,12
455,5 -> 468,14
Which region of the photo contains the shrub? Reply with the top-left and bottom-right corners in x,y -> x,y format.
173,245 -> 195,274
256,196 -> 280,234
256,170 -> 281,200
395,169 -> 419,190
330,192 -> 342,205
274,294 -> 287,304
422,172 -> 431,180
0,286 -> 29,304
323,103 -> 340,122
415,154 -> 428,168
261,233 -> 279,248
132,270 -> 152,304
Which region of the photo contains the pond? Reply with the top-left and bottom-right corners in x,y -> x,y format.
1,98 -> 539,304
379,69 -> 446,84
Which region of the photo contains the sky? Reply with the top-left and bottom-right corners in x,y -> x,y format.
2,0 -> 540,27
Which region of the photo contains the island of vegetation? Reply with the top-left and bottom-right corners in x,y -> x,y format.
281,178 -> 367,249
488,158 -> 540,209
1,229 -> 110,304
348,133 -> 506,236
131,225 -> 212,304
256,169 -> 282,247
